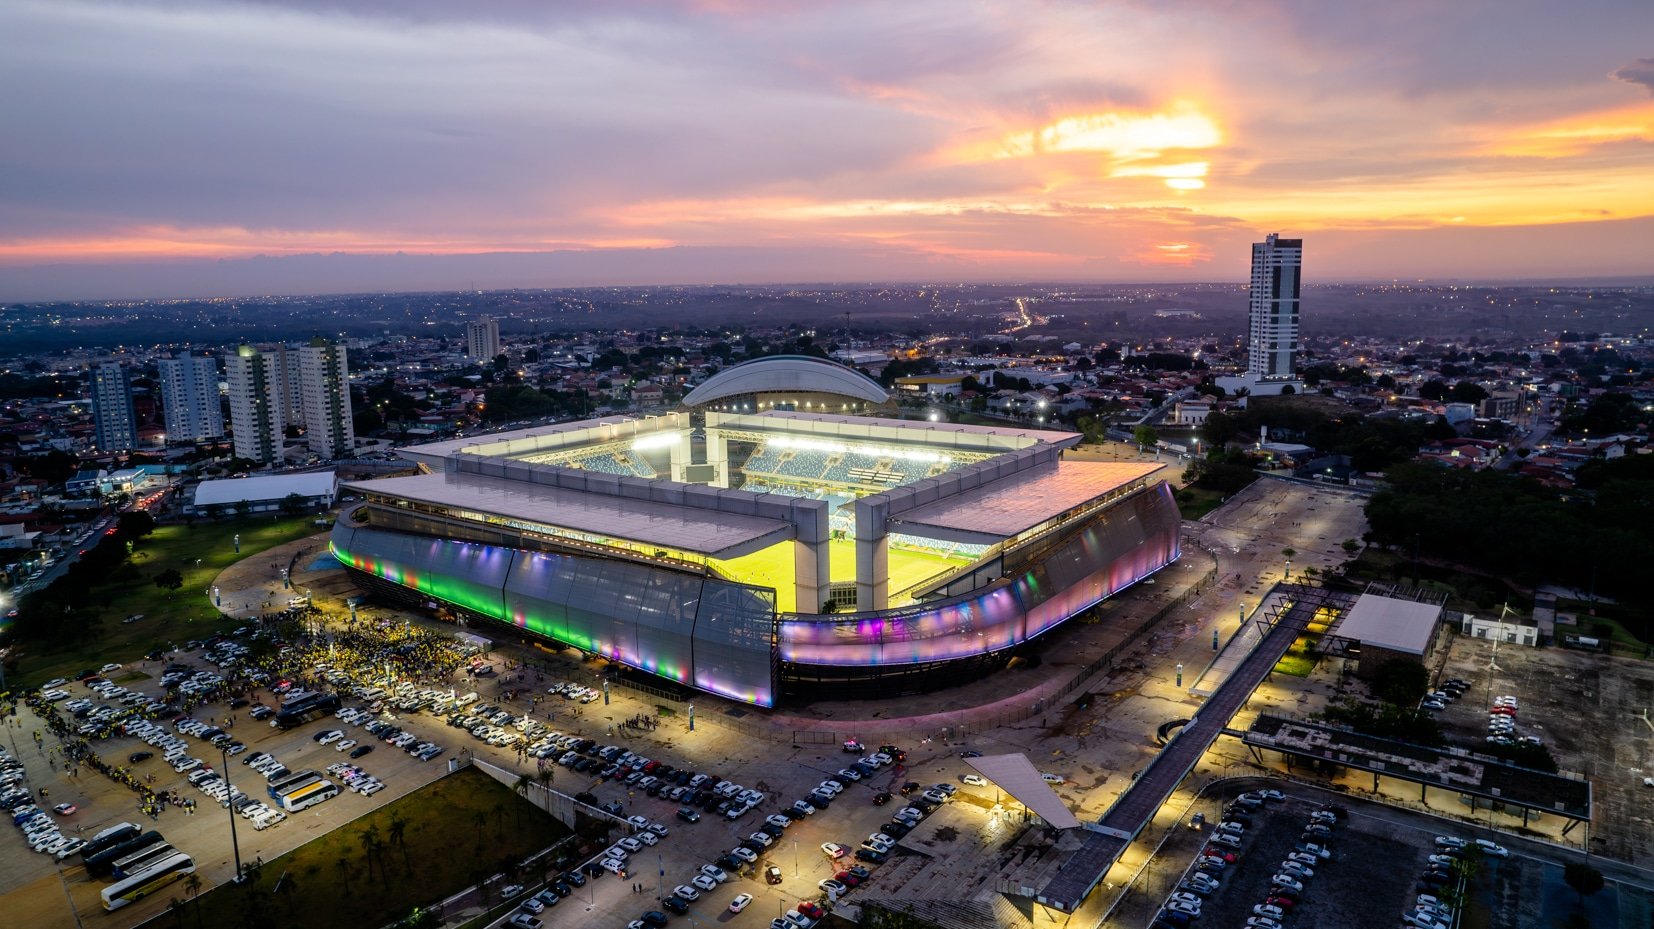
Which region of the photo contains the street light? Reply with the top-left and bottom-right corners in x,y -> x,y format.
220,745 -> 245,883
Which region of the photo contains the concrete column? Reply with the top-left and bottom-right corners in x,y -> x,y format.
706,429 -> 730,488
854,496 -> 889,612
669,433 -> 691,482
790,499 -> 832,615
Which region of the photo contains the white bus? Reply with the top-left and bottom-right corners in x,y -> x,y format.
101,853 -> 195,911
111,841 -> 175,879
281,779 -> 340,812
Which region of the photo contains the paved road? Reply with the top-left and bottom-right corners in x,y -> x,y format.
1039,585 -> 1321,910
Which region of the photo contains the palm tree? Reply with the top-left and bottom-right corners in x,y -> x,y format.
513,773 -> 533,798
183,872 -> 204,929
388,815 -> 411,872
471,809 -> 487,845
167,897 -> 188,929
492,800 -> 507,836
337,855 -> 355,893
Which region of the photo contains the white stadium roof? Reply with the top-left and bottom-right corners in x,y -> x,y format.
683,355 -> 890,407
343,471 -> 793,559
890,460 -> 1165,543
963,753 -> 1082,829
193,472 -> 338,507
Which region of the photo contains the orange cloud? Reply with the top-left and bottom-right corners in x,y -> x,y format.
1481,101 -> 1654,158
945,102 -> 1222,191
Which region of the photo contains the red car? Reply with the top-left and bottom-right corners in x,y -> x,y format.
1266,896 -> 1296,910
797,902 -> 825,919
834,871 -> 861,888
1201,849 -> 1237,864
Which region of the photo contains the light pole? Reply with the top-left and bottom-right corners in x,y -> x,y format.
220,745 -> 245,883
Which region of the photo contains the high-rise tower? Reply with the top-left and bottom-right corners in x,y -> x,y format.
1220,233 -> 1304,399
158,352 -> 224,444
226,345 -> 282,465
300,338 -> 355,459
466,316 -> 500,361
91,361 -> 139,453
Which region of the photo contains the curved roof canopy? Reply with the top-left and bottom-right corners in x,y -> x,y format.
682,355 -> 889,407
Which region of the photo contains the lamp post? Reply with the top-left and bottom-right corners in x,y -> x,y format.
1175,663 -> 1183,688
220,745 -> 245,883
688,705 -> 695,732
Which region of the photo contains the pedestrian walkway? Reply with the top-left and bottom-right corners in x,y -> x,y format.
1038,583 -> 1324,912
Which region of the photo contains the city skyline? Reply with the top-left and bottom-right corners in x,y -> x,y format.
2,1 -> 1652,301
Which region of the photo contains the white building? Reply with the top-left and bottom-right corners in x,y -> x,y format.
276,343 -> 306,428
91,361 -> 138,453
226,345 -> 284,465
190,471 -> 338,515
1218,233 -> 1304,399
1173,399 -> 1212,426
466,316 -> 500,360
300,339 -> 355,459
158,352 -> 224,443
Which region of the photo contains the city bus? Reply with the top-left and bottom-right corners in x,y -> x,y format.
112,842 -> 175,879
280,779 -> 339,812
84,830 -> 164,879
80,822 -> 140,858
267,770 -> 321,800
101,853 -> 195,911
273,692 -> 341,729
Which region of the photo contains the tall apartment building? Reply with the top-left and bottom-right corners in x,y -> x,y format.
225,346 -> 283,465
466,316 -> 500,360
300,339 -> 355,459
91,361 -> 139,453
1219,233 -> 1304,398
157,352 -> 224,443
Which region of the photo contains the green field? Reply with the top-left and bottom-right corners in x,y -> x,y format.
828,538 -> 968,599
179,766 -> 572,929
13,516 -> 321,687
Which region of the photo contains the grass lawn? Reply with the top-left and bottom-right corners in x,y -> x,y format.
14,516 -> 320,687
1173,485 -> 1227,520
180,766 -> 571,929
1274,634 -> 1322,677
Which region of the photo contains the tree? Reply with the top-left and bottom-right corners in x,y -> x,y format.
1341,539 -> 1361,555
168,897 -> 189,929
232,499 -> 252,518
1371,659 -> 1430,707
117,510 -> 157,540
1200,410 -> 1238,448
337,855 -> 355,893
1563,862 -> 1604,908
183,871 -> 204,929
1133,425 -> 1159,449
154,568 -> 185,598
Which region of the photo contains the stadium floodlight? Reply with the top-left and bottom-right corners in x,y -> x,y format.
631,433 -> 678,451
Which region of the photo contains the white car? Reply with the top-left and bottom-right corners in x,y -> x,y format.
335,739 -> 358,752
961,773 -> 988,787
748,832 -> 774,848
1475,839 -> 1510,857
700,864 -> 729,883
766,814 -> 792,830
691,874 -> 718,892
636,831 -> 658,846
731,847 -> 757,863
672,885 -> 700,902
1040,773 -> 1065,785
729,893 -> 753,913
317,730 -> 345,745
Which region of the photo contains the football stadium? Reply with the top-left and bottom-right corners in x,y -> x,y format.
330,357 -> 1181,707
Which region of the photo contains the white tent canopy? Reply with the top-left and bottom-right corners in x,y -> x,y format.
964,753 -> 1082,829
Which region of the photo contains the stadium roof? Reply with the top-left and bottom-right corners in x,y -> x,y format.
963,754 -> 1082,829
1336,594 -> 1444,655
889,461 -> 1164,543
193,472 -> 338,507
683,355 -> 890,407
342,471 -> 792,559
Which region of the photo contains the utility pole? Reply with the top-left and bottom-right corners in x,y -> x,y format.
221,745 -> 245,882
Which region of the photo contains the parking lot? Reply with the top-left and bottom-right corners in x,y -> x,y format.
1430,634 -> 1654,863
1129,788 -> 1518,929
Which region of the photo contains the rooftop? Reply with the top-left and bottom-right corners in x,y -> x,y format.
193,471 -> 338,506
341,470 -> 792,559
1335,593 -> 1444,655
890,461 -> 1164,543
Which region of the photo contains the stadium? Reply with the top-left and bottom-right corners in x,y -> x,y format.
330,356 -> 1181,707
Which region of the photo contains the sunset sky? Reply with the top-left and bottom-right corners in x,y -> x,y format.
2,0 -> 1652,299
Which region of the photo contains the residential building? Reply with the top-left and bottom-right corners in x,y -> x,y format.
466,316 -> 500,360
300,338 -> 355,458
157,352 -> 224,443
226,345 -> 283,465
91,361 -> 138,453
1219,233 -> 1304,398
